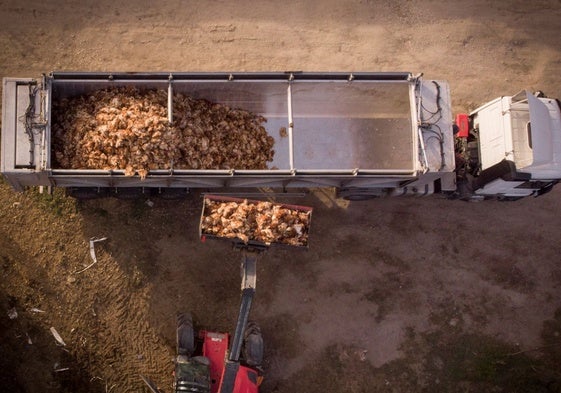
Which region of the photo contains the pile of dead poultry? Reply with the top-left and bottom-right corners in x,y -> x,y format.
200,199 -> 311,247
51,87 -> 275,179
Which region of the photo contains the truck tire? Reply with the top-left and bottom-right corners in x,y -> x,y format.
177,313 -> 195,357
337,188 -> 381,201
66,187 -> 108,199
497,195 -> 524,202
113,187 -> 146,200
157,188 -> 189,200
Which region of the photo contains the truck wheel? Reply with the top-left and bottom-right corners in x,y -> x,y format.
337,188 -> 380,201
342,194 -> 377,201
497,195 -> 523,202
242,321 -> 263,368
66,187 -> 108,199
157,188 -> 190,200
177,313 -> 195,357
113,187 -> 146,200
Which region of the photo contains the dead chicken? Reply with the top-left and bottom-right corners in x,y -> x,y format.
201,199 -> 311,247
52,87 -> 275,179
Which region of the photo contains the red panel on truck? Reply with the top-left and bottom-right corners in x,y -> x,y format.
455,113 -> 469,137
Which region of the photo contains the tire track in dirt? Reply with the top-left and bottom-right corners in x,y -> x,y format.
84,254 -> 171,392
0,186 -> 172,392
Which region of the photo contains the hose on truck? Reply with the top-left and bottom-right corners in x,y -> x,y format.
419,81 -> 446,170
18,83 -> 46,167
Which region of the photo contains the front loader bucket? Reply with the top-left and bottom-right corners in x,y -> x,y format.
199,195 -> 312,248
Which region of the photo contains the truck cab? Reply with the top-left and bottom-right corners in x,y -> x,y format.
461,91 -> 561,199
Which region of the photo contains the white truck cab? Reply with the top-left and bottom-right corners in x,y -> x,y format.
465,91 -> 561,199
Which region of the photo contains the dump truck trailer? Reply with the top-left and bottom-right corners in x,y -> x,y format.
2,71 -> 560,200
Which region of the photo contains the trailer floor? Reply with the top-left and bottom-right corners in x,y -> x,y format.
1,1 -> 561,392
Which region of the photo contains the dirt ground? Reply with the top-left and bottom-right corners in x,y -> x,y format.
1,1 -> 561,392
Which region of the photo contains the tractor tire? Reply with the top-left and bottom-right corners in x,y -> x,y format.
242,321 -> 263,368
177,312 -> 195,357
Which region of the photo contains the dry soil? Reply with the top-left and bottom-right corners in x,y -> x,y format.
1,1 -> 561,392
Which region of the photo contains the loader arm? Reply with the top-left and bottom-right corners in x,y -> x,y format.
218,250 -> 258,393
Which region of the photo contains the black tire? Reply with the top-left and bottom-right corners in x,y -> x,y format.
342,194 -> 378,201
113,187 -> 146,200
157,188 -> 189,200
177,313 -> 195,356
337,188 -> 379,201
242,321 -> 263,368
497,195 -> 523,202
66,187 -> 108,200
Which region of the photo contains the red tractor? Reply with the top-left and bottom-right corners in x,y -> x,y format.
141,196 -> 312,393
175,316 -> 264,393
142,249 -> 264,393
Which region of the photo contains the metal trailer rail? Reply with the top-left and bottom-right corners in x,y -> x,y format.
1,72 -> 455,198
